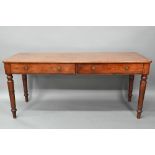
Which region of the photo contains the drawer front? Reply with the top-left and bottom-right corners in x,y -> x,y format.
77,63 -> 143,74
11,63 -> 75,74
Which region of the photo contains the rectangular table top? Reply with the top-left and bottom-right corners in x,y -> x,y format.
3,52 -> 151,63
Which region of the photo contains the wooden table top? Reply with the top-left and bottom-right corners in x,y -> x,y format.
3,52 -> 151,63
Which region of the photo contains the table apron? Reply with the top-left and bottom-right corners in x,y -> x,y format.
4,63 -> 148,74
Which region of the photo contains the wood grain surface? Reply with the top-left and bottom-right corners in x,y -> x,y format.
3,52 -> 152,63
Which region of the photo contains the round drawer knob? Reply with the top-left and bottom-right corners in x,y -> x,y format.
23,66 -> 29,70
124,66 -> 129,71
56,66 -> 62,71
91,66 -> 96,71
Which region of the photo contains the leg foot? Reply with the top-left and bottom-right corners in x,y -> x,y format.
137,111 -> 141,119
11,109 -> 16,118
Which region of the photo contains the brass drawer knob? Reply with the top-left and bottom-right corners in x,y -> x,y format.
91,66 -> 96,71
56,66 -> 62,71
124,66 -> 129,71
23,66 -> 29,70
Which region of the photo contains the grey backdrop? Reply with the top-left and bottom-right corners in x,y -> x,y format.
0,26 -> 155,128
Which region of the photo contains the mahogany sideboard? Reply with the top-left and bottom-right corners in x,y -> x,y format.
3,52 -> 152,119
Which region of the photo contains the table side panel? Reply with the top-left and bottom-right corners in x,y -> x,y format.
143,63 -> 151,74
4,63 -> 11,74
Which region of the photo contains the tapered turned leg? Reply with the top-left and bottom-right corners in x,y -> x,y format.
7,74 -> 17,118
128,75 -> 134,102
137,74 -> 147,119
22,74 -> 28,102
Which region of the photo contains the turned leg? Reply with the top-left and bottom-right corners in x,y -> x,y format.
128,75 -> 134,102
137,74 -> 147,119
22,74 -> 28,102
7,74 -> 17,118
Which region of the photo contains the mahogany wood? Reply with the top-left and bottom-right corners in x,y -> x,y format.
77,63 -> 143,74
11,63 -> 75,74
22,74 -> 28,102
137,74 -> 147,119
3,52 -> 151,63
7,74 -> 17,118
128,75 -> 134,102
3,52 -> 152,119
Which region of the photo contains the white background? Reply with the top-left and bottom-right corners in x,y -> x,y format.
0,0 -> 155,155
